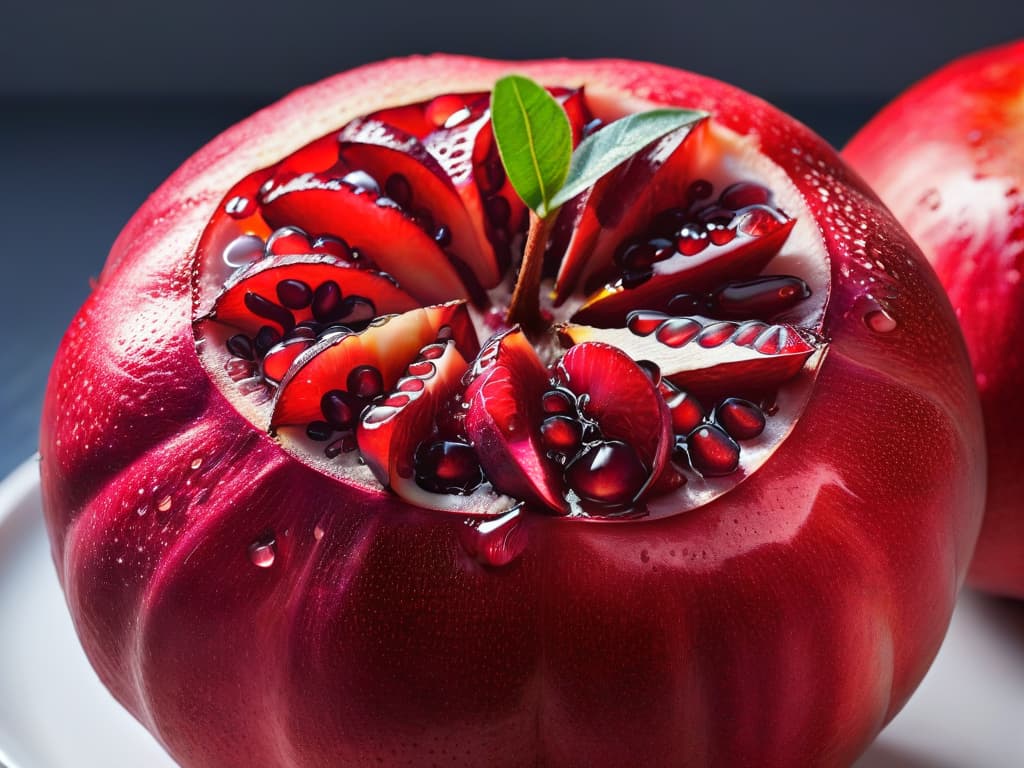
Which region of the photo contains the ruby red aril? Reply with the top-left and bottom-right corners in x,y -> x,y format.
40,56 -> 984,768
844,40 -> 1024,599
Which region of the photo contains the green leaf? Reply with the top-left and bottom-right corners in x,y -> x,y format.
549,109 -> 708,210
491,75 -> 573,218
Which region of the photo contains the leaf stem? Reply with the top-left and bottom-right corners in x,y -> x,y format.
506,211 -> 555,334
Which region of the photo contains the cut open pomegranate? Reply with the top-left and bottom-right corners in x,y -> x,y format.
42,57 -> 987,768
192,82 -> 833,518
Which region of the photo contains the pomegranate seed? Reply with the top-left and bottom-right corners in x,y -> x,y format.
616,242 -> 657,270
714,276 -> 810,319
347,365 -> 384,400
307,421 -> 334,441
564,441 -> 647,506
415,440 -> 484,494
321,390 -> 360,430
676,225 -> 709,256
244,292 -> 295,333
708,224 -> 737,246
383,393 -> 411,408
655,318 -> 702,348
665,390 -> 707,434
226,334 -> 255,361
398,377 -> 426,393
697,322 -> 739,348
541,416 -> 583,453
753,325 -> 800,355
627,310 -> 670,337
735,207 -> 783,237
407,360 -> 436,378
716,398 -> 766,441
419,343 -> 447,361
276,279 -> 313,310
731,321 -> 770,347
686,425 -> 740,477
542,389 -> 577,415
254,326 -> 281,355
312,281 -> 344,323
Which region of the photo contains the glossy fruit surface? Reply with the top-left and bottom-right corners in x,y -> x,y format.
41,56 -> 984,767
844,40 -> 1024,598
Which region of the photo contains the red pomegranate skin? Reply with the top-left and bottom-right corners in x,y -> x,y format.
41,56 -> 984,767
844,41 -> 1024,599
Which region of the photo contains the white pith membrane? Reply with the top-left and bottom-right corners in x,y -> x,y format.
192,89 -> 831,521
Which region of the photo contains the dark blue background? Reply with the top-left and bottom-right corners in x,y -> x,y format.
2,0 -> 1022,476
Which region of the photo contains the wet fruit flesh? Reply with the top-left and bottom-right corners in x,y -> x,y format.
194,87 -> 829,518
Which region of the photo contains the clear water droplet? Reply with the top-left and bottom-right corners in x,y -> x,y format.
223,234 -> 265,268
864,308 -> 898,333
460,507 -> 527,567
224,195 -> 254,218
156,495 -> 173,513
248,538 -> 277,568
190,457 -> 204,470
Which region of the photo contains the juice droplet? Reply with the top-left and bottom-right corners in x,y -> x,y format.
225,195 -> 255,218
156,495 -> 173,513
190,457 -> 204,470
248,538 -> 277,568
461,506 -> 527,567
864,308 -> 898,333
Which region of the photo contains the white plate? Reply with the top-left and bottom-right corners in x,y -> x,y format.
1,457 -> 1022,768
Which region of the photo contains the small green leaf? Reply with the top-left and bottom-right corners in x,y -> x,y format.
549,109 -> 708,210
491,75 -> 573,218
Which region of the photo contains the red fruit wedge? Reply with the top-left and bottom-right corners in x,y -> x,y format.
552,118 -> 709,303
554,342 -> 673,504
208,254 -> 419,336
358,341 -> 478,511
463,329 -> 568,514
259,171 -> 468,304
338,118 -> 501,288
425,112 -> 526,275
571,217 -> 795,327
559,314 -> 821,399
271,303 -> 478,428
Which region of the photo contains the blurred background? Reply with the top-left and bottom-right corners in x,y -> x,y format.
1,0 -> 1022,476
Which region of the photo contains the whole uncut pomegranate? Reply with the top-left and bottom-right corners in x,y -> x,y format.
845,40 -> 1024,599
41,56 -> 984,768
